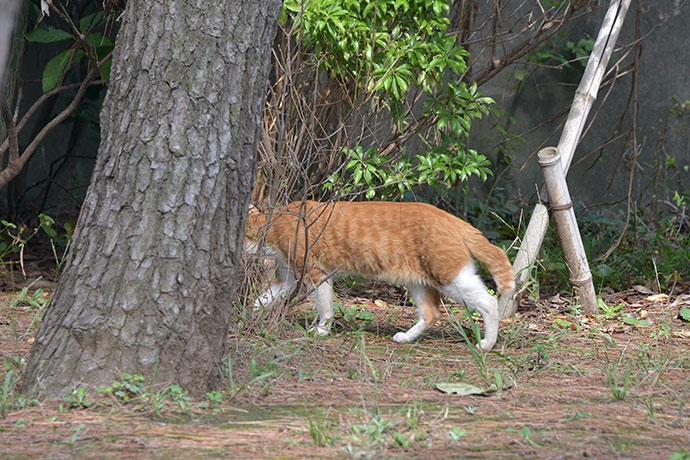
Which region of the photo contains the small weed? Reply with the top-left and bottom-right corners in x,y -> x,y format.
68,423 -> 86,445
151,384 -> 191,412
651,319 -> 672,340
307,408 -> 336,447
96,373 -> 146,402
62,387 -> 93,409
564,410 -> 592,422
199,390 -> 224,411
448,426 -> 467,443
391,430 -> 411,449
640,396 -> 656,421
3,355 -> 25,372
9,286 -> 50,311
96,372 -> 194,415
526,344 -> 550,372
621,313 -> 652,328
598,298 -> 624,320
39,213 -> 74,278
602,356 -> 637,401
506,426 -> 543,448
552,317 -> 572,330
1,370 -> 21,417
206,390 -> 223,404
448,305 -> 513,391
335,303 -> 375,331
679,307 -> 690,322
669,448 -> 690,460
348,412 -> 393,449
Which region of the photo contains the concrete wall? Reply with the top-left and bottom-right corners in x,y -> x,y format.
470,1 -> 689,212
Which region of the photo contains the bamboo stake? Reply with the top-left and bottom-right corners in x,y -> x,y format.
498,202 -> 549,318
538,147 -> 597,314
501,0 -> 632,318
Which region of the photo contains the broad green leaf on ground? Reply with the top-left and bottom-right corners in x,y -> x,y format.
435,382 -> 498,396
679,307 -> 690,322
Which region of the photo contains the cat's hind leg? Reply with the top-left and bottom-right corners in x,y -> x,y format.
441,264 -> 498,351
393,285 -> 441,343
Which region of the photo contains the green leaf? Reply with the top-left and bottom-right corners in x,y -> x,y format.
435,382 -> 498,396
86,33 -> 114,49
42,49 -> 85,92
99,57 -> 112,82
79,11 -> 105,32
26,26 -> 74,43
669,448 -> 690,460
357,310 -> 375,320
39,213 -> 58,239
679,307 -> 690,322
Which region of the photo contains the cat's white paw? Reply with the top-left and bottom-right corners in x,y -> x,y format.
252,293 -> 274,312
308,325 -> 331,337
393,332 -> 412,343
480,338 -> 495,351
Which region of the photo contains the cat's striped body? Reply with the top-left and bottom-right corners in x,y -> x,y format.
245,200 -> 515,350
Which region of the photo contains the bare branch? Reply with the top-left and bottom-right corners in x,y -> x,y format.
0,52 -> 111,189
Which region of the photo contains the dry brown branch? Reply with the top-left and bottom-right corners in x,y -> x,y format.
0,96 -> 19,165
0,80 -> 105,157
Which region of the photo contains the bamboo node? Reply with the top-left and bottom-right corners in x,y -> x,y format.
569,274 -> 593,287
550,201 -> 573,212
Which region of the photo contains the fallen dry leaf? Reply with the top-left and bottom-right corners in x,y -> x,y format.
639,310 -> 649,319
633,285 -> 654,295
374,299 -> 388,308
647,293 -> 669,303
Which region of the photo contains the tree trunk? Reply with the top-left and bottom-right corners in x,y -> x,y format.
22,0 -> 282,398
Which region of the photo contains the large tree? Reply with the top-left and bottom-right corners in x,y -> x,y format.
22,0 -> 282,398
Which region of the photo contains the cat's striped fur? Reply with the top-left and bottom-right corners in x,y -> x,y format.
245,200 -> 515,350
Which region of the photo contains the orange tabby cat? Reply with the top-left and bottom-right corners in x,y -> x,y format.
244,200 -> 515,350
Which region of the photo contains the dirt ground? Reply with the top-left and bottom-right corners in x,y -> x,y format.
1,282 -> 689,459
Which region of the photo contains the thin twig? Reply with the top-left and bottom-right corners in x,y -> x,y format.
599,0 -> 642,262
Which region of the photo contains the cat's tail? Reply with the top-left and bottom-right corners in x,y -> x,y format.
466,230 -> 516,295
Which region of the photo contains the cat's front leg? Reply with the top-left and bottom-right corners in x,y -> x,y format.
253,257 -> 297,310
253,280 -> 293,309
312,278 -> 334,336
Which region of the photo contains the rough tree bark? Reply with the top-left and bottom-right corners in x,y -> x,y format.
22,0 -> 282,398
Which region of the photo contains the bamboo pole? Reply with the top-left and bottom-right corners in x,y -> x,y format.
498,202 -> 549,318
538,147 -> 597,314
501,0 -> 632,318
